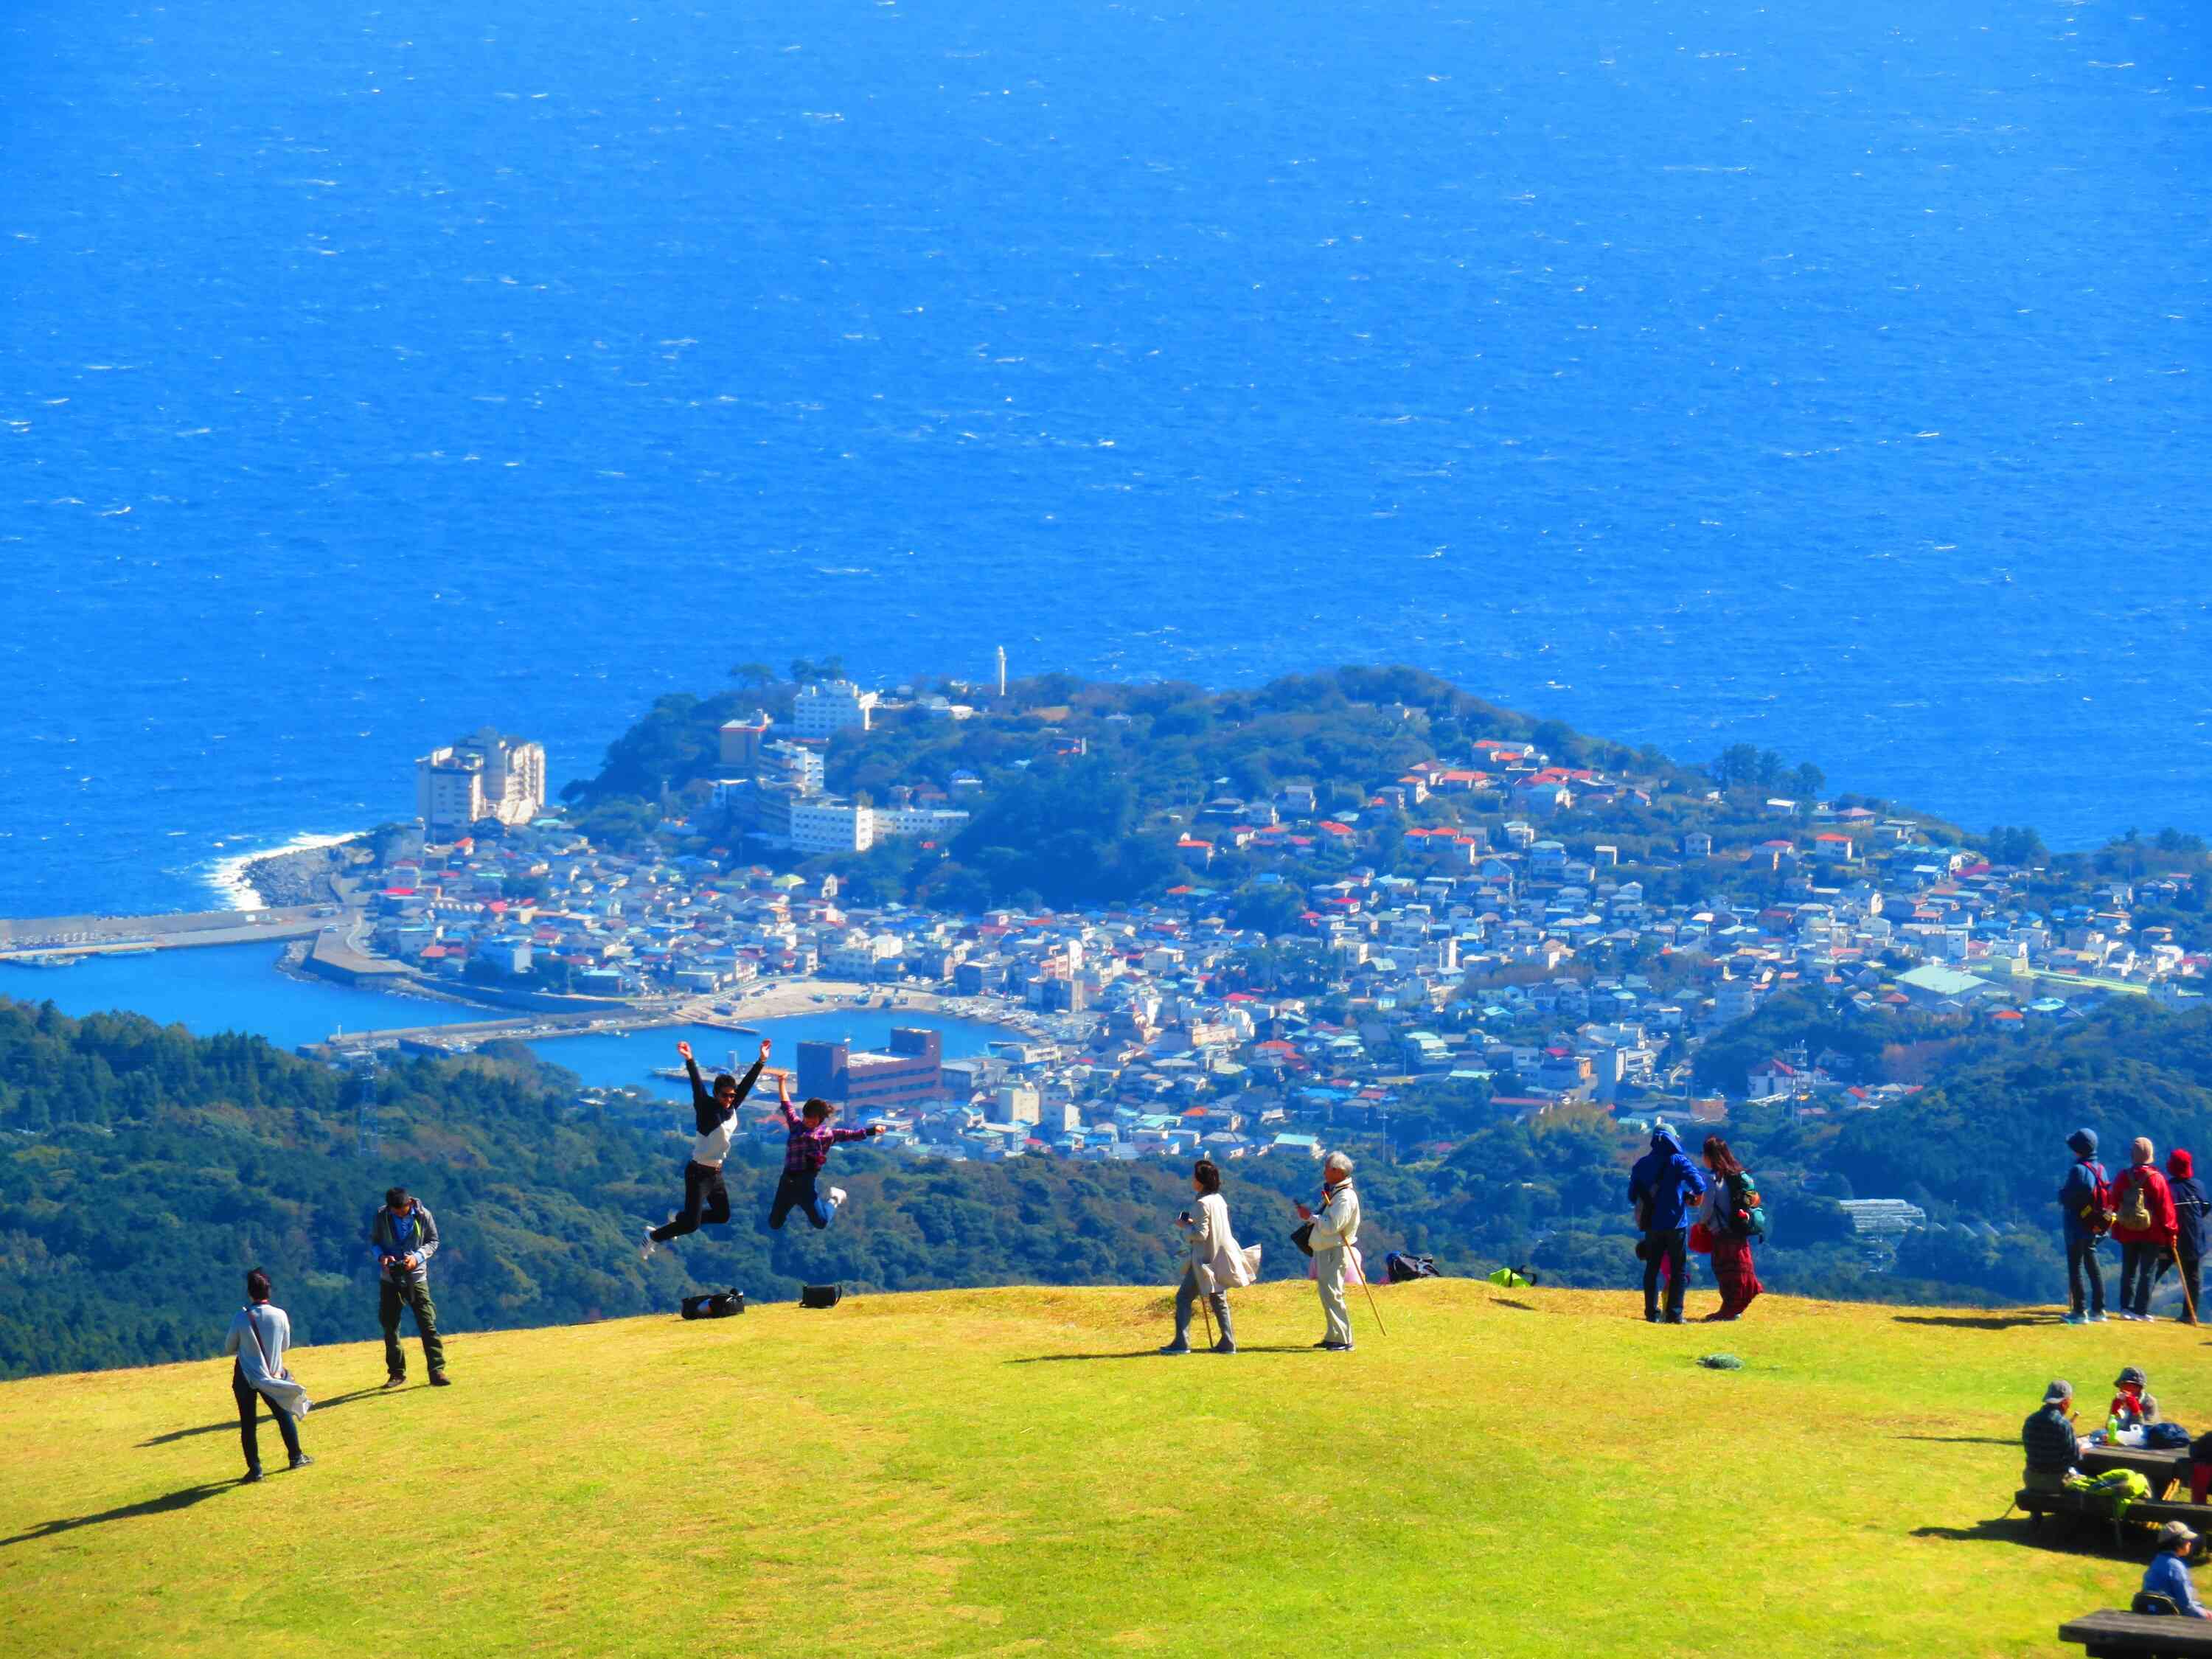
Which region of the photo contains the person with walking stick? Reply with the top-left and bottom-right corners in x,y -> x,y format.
1298,1151 -> 1366,1352
1159,1158 -> 1259,1356
2162,1148 -> 2206,1326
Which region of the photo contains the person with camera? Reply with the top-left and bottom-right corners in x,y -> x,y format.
370,1186 -> 449,1388
1159,1158 -> 1259,1356
1297,1151 -> 1363,1352
223,1268 -> 312,1483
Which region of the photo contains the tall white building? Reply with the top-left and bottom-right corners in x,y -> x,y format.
792,680 -> 877,740
417,727 -> 546,835
789,799 -> 875,855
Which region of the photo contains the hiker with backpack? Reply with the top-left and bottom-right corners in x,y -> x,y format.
370,1186 -> 450,1388
2158,1149 -> 2207,1325
2112,1137 -> 2180,1323
223,1268 -> 313,1484
1696,1135 -> 1764,1322
2059,1128 -> 2112,1326
1628,1126 -> 1707,1324
1159,1158 -> 1260,1357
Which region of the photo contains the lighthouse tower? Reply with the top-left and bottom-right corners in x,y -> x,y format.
995,645 -> 1007,698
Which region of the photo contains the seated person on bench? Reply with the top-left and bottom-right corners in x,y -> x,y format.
2023,1378 -> 2083,1492
2137,1522 -> 2211,1619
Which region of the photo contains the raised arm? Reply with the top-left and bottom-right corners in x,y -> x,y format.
727,1046 -> 768,1108
773,1069 -> 801,1130
679,1040 -> 714,1114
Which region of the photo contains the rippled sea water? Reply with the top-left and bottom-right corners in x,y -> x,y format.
4,0 -> 2207,917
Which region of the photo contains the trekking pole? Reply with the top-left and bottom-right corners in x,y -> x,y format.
1197,1281 -> 1217,1350
1352,1247 -> 1388,1338
2171,1245 -> 2200,1327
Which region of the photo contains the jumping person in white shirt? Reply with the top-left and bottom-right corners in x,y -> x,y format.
1297,1152 -> 1363,1351
643,1038 -> 768,1259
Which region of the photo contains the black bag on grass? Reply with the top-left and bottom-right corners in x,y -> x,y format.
1385,1251 -> 1439,1283
800,1284 -> 843,1309
681,1289 -> 744,1321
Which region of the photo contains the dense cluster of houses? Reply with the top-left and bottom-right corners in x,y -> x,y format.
354,741 -> 2205,1162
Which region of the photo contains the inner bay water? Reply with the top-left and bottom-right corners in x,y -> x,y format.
4,944 -> 1006,1088
4,0 -> 2208,928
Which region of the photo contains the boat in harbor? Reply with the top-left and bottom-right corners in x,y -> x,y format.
6,953 -> 82,970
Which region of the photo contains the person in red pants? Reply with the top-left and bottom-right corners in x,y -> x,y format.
1698,1135 -> 1765,1321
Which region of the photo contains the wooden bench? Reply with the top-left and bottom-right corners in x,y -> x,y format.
2017,1487 -> 2212,1551
2059,1607 -> 2212,1657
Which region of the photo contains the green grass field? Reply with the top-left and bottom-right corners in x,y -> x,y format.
2,1279 -> 2199,1657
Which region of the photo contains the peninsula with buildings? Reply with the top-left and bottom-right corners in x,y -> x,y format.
105,663 -> 2187,1221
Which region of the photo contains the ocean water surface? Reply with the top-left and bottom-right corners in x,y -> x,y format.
4,0 -> 2208,923
6,943 -> 1007,1085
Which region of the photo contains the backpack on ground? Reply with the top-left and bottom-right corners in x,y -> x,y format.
799,1284 -> 843,1309
1385,1251 -> 1439,1284
1725,1170 -> 1767,1240
681,1289 -> 744,1320
2117,1169 -> 2155,1234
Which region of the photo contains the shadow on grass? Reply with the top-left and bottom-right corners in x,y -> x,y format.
1897,1434 -> 2017,1447
136,1386 -> 385,1447
1,1481 -> 234,1549
1009,1346 -> 1326,1364
1910,1518 -> 2032,1545
1492,1298 -> 1537,1312
1894,1314 -> 2054,1332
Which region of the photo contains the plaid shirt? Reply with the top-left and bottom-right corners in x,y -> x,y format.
781,1102 -> 869,1175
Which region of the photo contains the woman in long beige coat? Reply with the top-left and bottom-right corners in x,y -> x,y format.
1160,1158 -> 1262,1355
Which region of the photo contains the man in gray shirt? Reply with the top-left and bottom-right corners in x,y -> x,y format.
369,1186 -> 449,1388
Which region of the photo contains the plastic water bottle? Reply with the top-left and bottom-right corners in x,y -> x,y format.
2109,1413 -> 2122,1444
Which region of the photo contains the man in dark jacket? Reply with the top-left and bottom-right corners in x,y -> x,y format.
2059,1127 -> 2110,1326
370,1187 -> 448,1388
2161,1149 -> 2207,1326
1628,1127 -> 1707,1324
2023,1379 -> 2081,1492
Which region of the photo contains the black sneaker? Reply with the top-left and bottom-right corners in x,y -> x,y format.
428,1371 -> 452,1387
1157,1342 -> 1192,1356
1211,1340 -> 1237,1355
382,1374 -> 406,1391
1321,1340 -> 1354,1351
1663,1312 -> 1685,1325
241,1470 -> 264,1484
289,1454 -> 315,1471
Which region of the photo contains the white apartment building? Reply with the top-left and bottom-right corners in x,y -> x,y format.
872,804 -> 970,838
792,679 -> 878,740
790,799 -> 875,855
416,728 -> 546,835
995,1085 -> 1042,1127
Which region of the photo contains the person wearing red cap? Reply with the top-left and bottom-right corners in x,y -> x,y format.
2160,1150 -> 2207,1325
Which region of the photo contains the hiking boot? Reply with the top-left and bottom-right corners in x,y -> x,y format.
382,1374 -> 406,1391
241,1470 -> 264,1484
1158,1341 -> 1192,1356
1663,1312 -> 1685,1325
1644,1311 -> 1660,1324
2088,1311 -> 2109,1324
1211,1340 -> 1237,1355
2062,1312 -> 2088,1326
289,1455 -> 315,1471
428,1371 -> 452,1388
1322,1340 -> 1354,1352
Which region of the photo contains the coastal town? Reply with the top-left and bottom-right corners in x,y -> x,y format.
216,680 -> 2210,1182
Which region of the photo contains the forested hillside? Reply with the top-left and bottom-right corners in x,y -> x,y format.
8,994 -> 2212,1377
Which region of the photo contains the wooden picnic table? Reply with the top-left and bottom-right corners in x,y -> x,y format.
2059,1607 -> 2212,1657
2082,1444 -> 2195,1498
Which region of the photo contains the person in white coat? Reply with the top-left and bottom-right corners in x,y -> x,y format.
1161,1159 -> 1261,1356
1298,1151 -> 1363,1351
224,1269 -> 313,1483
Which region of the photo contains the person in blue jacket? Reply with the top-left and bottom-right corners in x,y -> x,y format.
2059,1127 -> 2111,1326
1629,1126 -> 1708,1324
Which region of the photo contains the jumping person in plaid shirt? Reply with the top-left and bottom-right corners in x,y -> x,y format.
768,1072 -> 881,1230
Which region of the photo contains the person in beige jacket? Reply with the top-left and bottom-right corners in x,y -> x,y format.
1298,1151 -> 1363,1351
1160,1159 -> 1261,1355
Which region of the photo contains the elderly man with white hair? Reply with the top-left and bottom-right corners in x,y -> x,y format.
1297,1150 -> 1363,1351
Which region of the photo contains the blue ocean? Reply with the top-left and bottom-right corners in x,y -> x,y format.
5,0 -> 2208,922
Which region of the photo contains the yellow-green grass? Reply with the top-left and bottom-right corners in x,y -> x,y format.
1,1281 -> 2196,1657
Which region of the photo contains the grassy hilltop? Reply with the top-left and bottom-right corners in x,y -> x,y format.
0,1281 -> 2191,1658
